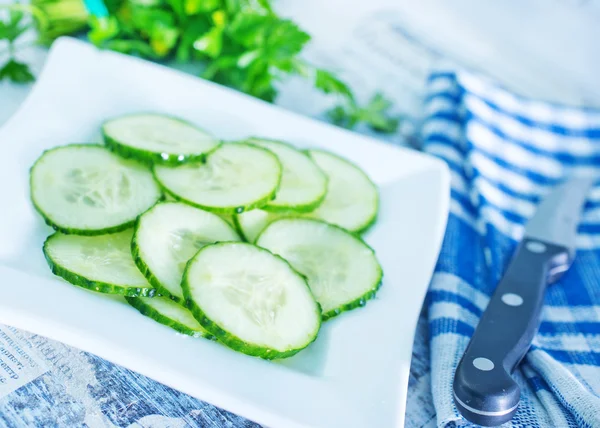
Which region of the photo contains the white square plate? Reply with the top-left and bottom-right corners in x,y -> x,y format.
0,38 -> 449,428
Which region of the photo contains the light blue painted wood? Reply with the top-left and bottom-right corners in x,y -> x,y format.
0,315 -> 431,427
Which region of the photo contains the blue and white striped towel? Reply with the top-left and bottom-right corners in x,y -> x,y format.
421,71 -> 600,427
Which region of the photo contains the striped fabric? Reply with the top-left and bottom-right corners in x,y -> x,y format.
421,71 -> 600,427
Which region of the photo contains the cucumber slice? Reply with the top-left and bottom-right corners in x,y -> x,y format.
182,242 -> 321,359
154,143 -> 281,214
246,138 -> 327,213
133,202 -> 241,302
125,296 -> 212,338
216,213 -> 236,228
30,144 -> 162,235
43,229 -> 156,296
306,150 -> 378,234
102,114 -> 220,165
233,209 -> 278,243
256,218 -> 382,320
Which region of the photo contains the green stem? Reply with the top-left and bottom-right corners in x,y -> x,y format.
30,0 -> 90,45
0,40 -> 35,58
0,4 -> 49,31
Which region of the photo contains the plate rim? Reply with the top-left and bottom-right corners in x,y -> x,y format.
0,36 -> 451,428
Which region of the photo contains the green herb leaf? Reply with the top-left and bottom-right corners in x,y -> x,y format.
128,6 -> 171,34
0,59 -> 35,83
315,69 -> 354,101
227,12 -> 270,47
360,93 -> 400,133
328,93 -> 400,134
223,0 -> 246,14
327,105 -> 359,129
176,16 -> 209,62
256,0 -> 274,13
88,16 -> 120,45
33,0 -> 89,46
105,39 -> 160,58
150,22 -> 179,56
128,0 -> 164,7
122,6 -> 181,56
184,0 -> 220,15
216,11 -> 308,99
264,19 -> 309,60
201,55 -> 238,79
0,6 -> 29,43
237,49 -> 260,68
164,0 -> 185,20
243,58 -> 273,99
33,0 -> 397,130
193,26 -> 223,58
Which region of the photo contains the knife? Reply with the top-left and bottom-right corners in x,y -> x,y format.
453,176 -> 595,427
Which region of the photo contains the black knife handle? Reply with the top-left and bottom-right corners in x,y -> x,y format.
453,238 -> 571,426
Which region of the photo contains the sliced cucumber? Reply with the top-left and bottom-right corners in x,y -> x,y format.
30,144 -> 162,235
182,242 -> 321,359
306,150 -> 378,234
133,202 -> 241,302
256,218 -> 382,320
125,296 -> 212,338
102,114 -> 220,165
233,209 -> 278,243
216,213 -> 236,228
246,138 -> 327,213
43,229 -> 156,296
154,143 -> 281,214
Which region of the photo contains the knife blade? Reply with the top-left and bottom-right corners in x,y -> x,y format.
452,176 -> 595,427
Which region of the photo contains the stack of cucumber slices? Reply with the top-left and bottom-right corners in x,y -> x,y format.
30,113 -> 382,360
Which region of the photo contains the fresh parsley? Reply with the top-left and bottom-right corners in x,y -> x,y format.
0,58 -> 34,83
328,93 -> 400,134
23,0 -> 400,133
0,6 -> 35,83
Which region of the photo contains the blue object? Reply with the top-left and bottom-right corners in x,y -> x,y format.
422,71 -> 600,427
82,0 -> 109,18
